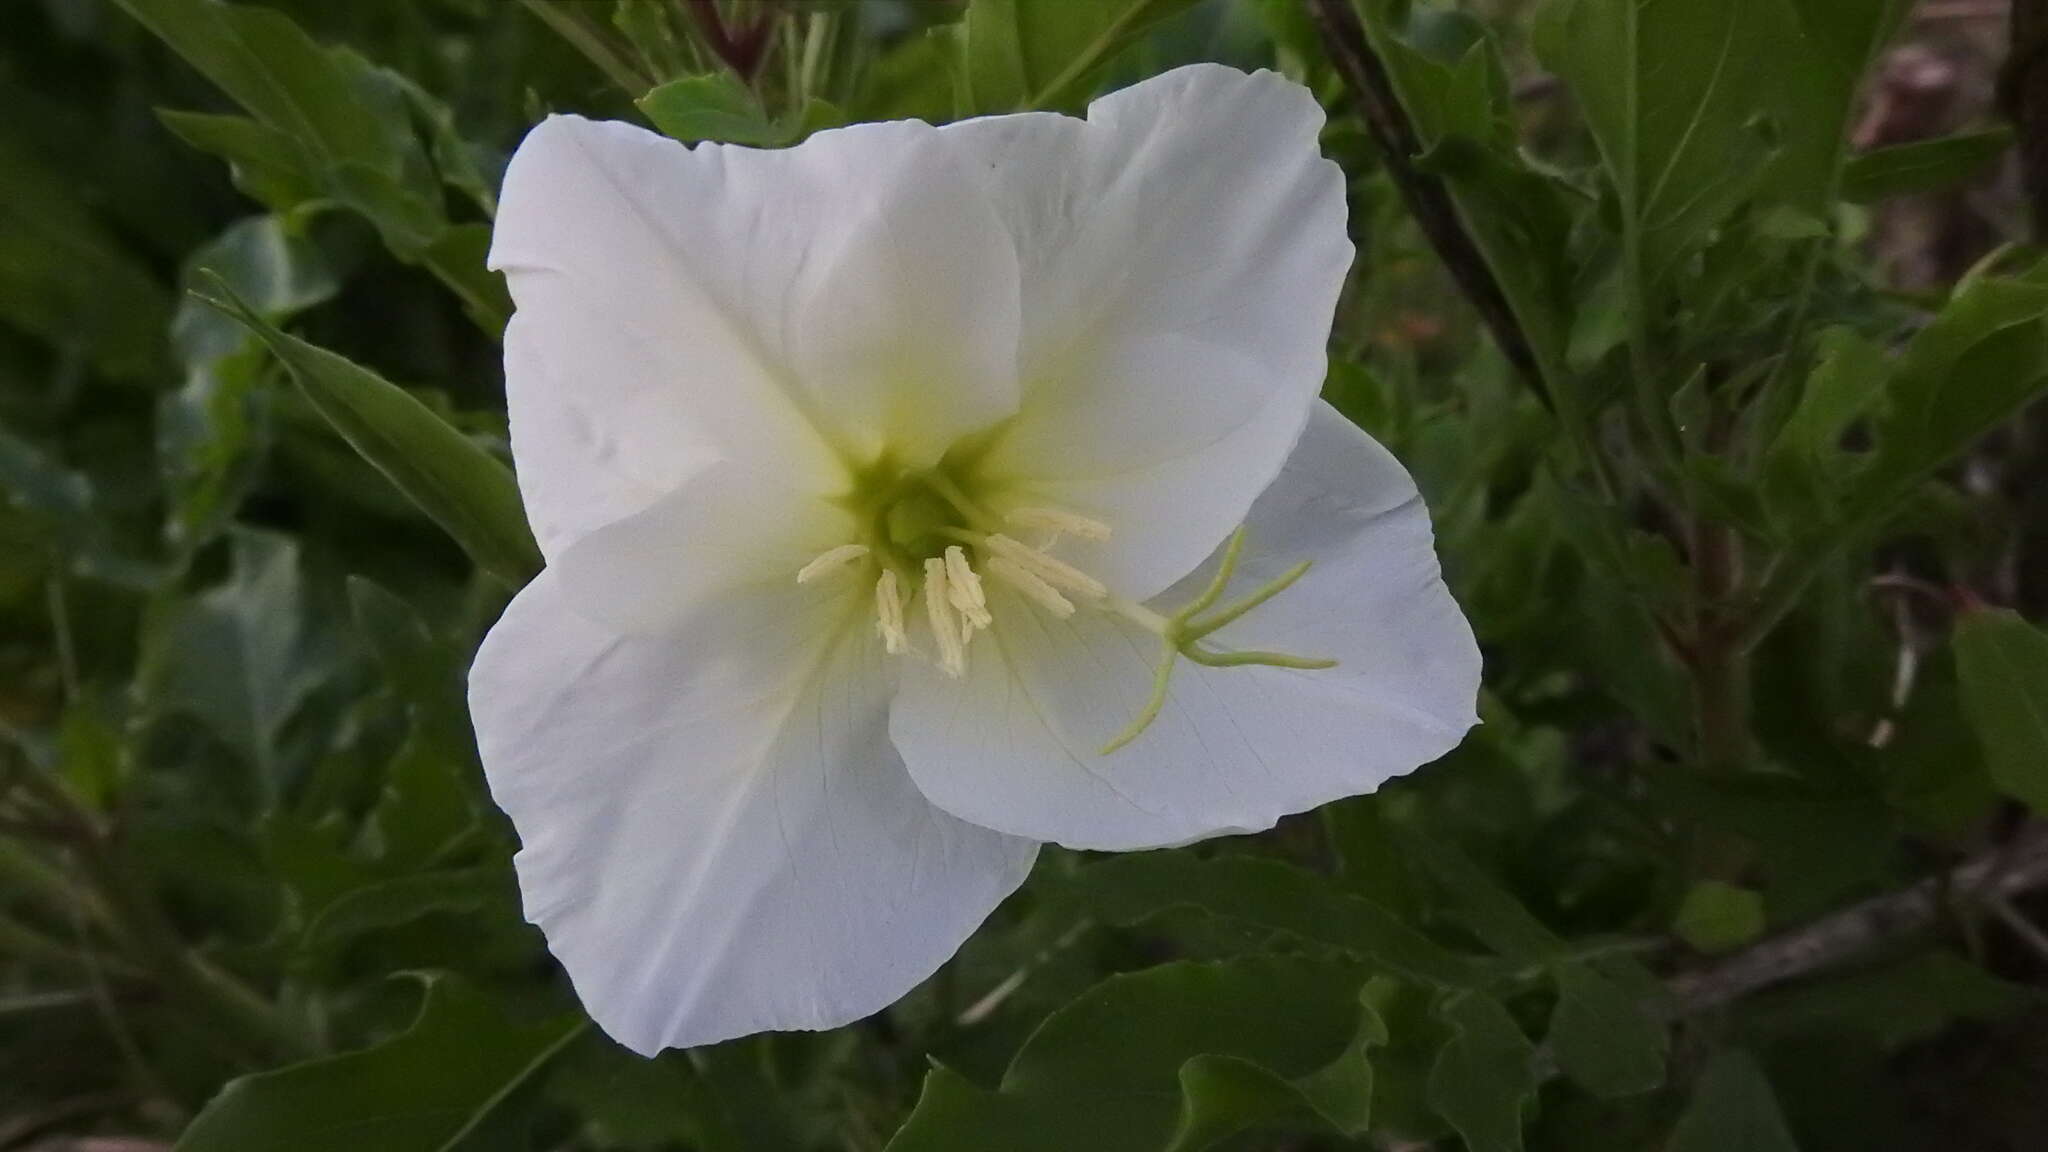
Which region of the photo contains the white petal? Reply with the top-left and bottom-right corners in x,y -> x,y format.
491,114 -> 1023,551
941,66 -> 1353,600
502,305 -> 715,561
547,457 -> 856,634
890,403 -> 1479,851
469,571 -> 1037,1055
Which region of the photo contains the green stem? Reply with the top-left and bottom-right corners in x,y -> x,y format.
9,752 -> 309,1060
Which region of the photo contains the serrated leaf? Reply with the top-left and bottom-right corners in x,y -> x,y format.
196,279 -> 541,584
1665,1050 -> 1799,1152
174,976 -> 584,1152
888,958 -> 1366,1152
1953,608 -> 2048,814
1426,991 -> 1535,1152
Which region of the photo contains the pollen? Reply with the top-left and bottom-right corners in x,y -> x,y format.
923,557 -> 969,678
987,556 -> 1076,618
984,534 -> 1107,601
943,545 -> 992,633
874,569 -> 908,655
796,543 -> 870,584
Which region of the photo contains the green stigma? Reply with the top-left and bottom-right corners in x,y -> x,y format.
1100,528 -> 1336,755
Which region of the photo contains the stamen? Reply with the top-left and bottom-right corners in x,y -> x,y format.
943,545 -> 992,633
874,570 -> 908,655
923,558 -> 968,678
984,534 -> 1107,601
1005,506 -> 1111,542
796,543 -> 870,584
987,556 -> 1077,618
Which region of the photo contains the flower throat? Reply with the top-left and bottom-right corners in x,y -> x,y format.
794,456 -> 1333,754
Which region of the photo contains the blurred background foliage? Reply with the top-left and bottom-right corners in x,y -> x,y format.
3,0 -> 2047,1149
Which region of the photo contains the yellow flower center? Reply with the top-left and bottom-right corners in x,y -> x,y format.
792,453 -> 1335,753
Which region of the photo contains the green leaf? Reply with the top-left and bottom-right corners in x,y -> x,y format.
1759,0 -> 1907,210
195,278 -> 542,584
1735,949 -> 2030,1052
1065,852 -> 1484,987
1361,10 -> 1575,378
0,424 -> 94,532
1532,0 -> 1786,289
1672,880 -> 1767,953
1548,963 -> 1667,1098
156,110 -> 322,210
1841,127 -> 2015,204
115,0 -> 505,330
1165,994 -> 1384,1152
639,74 -> 786,145
961,0 -> 1201,113
58,695 -> 126,811
1953,608 -> 2048,814
347,579 -> 483,869
164,214 -> 339,548
888,958 -> 1368,1152
300,866 -> 512,953
0,135 -> 170,379
1665,1050 -> 1800,1152
174,976 -> 584,1152
1857,276 -> 2048,513
1760,327 -> 1889,525
1426,991 -> 1535,1152
140,530 -> 327,794
1391,828 -> 1559,963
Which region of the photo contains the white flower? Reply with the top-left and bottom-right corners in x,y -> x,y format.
469,64 -> 1480,1056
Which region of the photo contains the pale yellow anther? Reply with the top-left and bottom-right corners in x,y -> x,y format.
1005,506 -> 1111,542
796,543 -> 870,584
874,570 -> 908,655
943,545 -> 992,634
987,556 -> 1076,619
985,534 -> 1107,601
923,558 -> 968,677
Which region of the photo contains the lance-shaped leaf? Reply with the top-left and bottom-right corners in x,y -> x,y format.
195,277 -> 541,584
